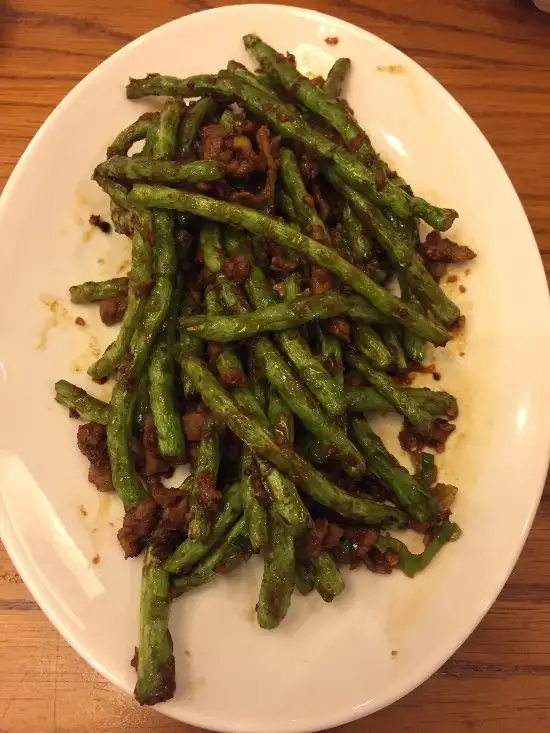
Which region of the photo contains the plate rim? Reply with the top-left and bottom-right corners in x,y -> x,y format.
1,5 -> 550,732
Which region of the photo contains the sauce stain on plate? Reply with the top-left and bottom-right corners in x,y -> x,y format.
377,64 -> 405,74
37,295 -> 70,349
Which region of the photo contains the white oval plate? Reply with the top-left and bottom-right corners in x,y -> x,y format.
1,5 -> 550,732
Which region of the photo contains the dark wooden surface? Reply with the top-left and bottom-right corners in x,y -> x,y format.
1,1 -> 550,731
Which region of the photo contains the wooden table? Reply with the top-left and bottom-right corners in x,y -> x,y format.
1,1 -> 550,731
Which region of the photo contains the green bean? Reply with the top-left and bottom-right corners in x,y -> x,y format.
127,73 -> 219,100
94,157 -> 226,185
403,326 -> 427,364
54,380 -> 109,425
171,517 -> 250,597
323,57 -> 351,98
69,277 -> 129,304
310,551 -> 345,602
253,456 -> 309,535
277,188 -> 299,223
226,240 -> 348,415
222,71 -> 456,230
94,175 -> 131,209
268,387 -> 294,446
133,372 -> 150,431
399,274 -> 427,364
344,386 -> 394,413
126,72 -> 458,231
152,211 -> 176,278
180,291 -> 383,341
243,36 -> 387,176
89,291 -> 145,380
148,276 -> 185,461
342,202 -> 375,267
200,221 -> 224,274
264,388 -> 304,539
383,328 -> 408,372
236,363 -> 270,549
337,224 -> 356,265
151,99 -> 182,161
188,414 -> 221,541
378,522 -> 460,578
249,350 -> 269,410
221,351 -> 309,531
346,350 -> 453,440
317,326 -> 344,389
241,455 -> 269,551
214,347 -> 308,535
285,278 -> 345,418
402,387 -> 458,420
110,202 -> 140,237
276,148 -> 348,410
129,185 -> 450,346
415,452 -> 436,490
219,109 -> 236,131
353,324 -> 393,371
54,371 -> 147,434
140,118 -> 157,157
134,547 -> 175,706
218,352 -> 252,407
328,170 -> 461,328
237,400 -> 298,536
297,431 -> 330,467
178,97 -> 215,158
88,213 -> 153,380
164,481 -> 242,574
107,272 -> 173,508
257,507 -> 295,629
351,419 -> 440,523
107,379 -> 147,508
148,101 -> 180,297
203,289 -> 270,546
226,61 -> 279,97
205,287 -> 248,396
177,291 -> 202,398
107,112 -> 158,158
275,330 -> 345,417
294,559 -> 315,595
203,285 -> 302,536
120,212 -> 153,285
217,280 -> 364,475
130,276 -> 173,375
283,273 -> 301,303
279,147 -> 330,242
177,356 -> 406,526
174,226 -> 194,267
277,150 -> 343,363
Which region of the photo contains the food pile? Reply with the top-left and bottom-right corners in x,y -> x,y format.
54,34 -> 475,705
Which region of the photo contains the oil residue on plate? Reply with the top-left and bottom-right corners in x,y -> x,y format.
377,64 -> 405,74
37,295 -> 71,349
381,259 -> 498,653
78,492 -> 120,559
70,333 -> 102,373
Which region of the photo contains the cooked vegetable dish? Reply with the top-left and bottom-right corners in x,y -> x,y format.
54,34 -> 475,706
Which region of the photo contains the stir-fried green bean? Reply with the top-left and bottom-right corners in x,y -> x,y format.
53,35 -> 469,707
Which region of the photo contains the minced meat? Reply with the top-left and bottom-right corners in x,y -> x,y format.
99,296 -> 128,326
88,464 -> 114,493
182,411 -> 206,442
117,497 -> 161,558
77,423 -> 108,467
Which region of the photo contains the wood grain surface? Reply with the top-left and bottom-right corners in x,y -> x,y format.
1,1 -> 550,731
